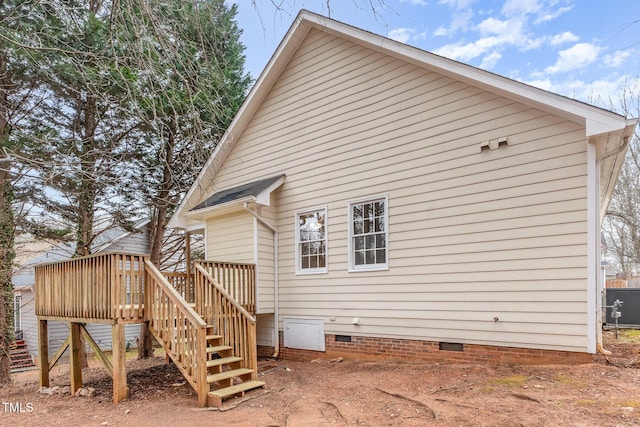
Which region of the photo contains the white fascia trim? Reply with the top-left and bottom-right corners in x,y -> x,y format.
183,196 -> 256,220
185,221 -> 206,233
256,175 -> 286,206
586,141 -> 597,354
252,215 -> 260,312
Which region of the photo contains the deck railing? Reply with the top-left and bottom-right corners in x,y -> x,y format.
195,260 -> 256,315
163,272 -> 195,303
145,261 -> 208,406
34,252 -> 147,322
194,264 -> 258,379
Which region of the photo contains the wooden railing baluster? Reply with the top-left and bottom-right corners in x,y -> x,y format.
144,260 -> 208,405
193,265 -> 258,378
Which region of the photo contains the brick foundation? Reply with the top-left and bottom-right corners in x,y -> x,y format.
258,333 -> 593,365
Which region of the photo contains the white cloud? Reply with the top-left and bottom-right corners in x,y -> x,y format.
388,28 -> 414,44
522,36 -> 545,51
434,36 -> 501,61
526,78 -> 554,92
400,0 -> 427,5
438,0 -> 475,9
435,0 -> 475,37
501,0 -> 572,24
480,51 -> 502,69
535,6 -> 572,24
501,0 -> 542,17
545,43 -> 601,74
433,26 -> 449,37
476,17 -> 512,36
550,31 -> 579,46
604,50 -> 632,68
524,74 -> 634,108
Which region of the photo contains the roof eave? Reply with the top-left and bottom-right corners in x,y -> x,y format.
169,10 -> 630,229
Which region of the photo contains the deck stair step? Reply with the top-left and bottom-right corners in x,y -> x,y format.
207,345 -> 232,354
206,334 -> 223,341
10,341 -> 36,371
207,368 -> 254,384
206,356 -> 242,368
208,380 -> 266,407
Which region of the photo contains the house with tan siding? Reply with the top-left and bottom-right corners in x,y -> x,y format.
169,11 -> 637,364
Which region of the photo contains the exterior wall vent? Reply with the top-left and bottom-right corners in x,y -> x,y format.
480,137 -> 509,152
439,342 -> 464,352
335,335 -> 352,343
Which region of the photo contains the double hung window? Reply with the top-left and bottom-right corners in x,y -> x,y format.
296,208 -> 328,274
349,197 -> 388,271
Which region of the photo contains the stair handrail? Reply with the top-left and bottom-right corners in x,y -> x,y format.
195,260 -> 256,315
194,264 -> 258,378
144,260 -> 209,406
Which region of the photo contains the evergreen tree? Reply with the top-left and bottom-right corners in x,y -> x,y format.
109,0 -> 250,357
0,0 -> 47,384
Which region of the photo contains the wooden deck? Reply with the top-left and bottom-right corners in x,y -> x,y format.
34,252 -> 262,407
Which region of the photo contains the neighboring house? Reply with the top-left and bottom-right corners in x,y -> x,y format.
13,219 -> 150,361
169,11 -> 637,363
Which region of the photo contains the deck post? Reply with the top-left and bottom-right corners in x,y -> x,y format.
112,320 -> 128,403
69,322 -> 83,394
38,319 -> 49,388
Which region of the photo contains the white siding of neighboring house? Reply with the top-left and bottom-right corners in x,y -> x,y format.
196,29 -> 590,353
104,227 -> 149,255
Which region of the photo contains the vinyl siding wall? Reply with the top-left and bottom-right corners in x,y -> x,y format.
205,209 -> 275,314
203,29 -> 590,352
256,206 -> 276,313
205,212 -> 254,263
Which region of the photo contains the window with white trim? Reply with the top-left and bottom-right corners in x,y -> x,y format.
349,197 -> 388,270
14,294 -> 21,332
296,208 -> 328,274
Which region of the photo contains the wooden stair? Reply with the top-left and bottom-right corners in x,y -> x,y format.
203,329 -> 265,408
10,340 -> 36,371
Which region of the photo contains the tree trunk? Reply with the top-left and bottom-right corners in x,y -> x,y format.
72,94 -> 99,367
139,126 -> 176,359
0,47 -> 15,384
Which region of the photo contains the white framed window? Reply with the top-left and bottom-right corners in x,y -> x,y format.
349,196 -> 388,271
14,294 -> 21,332
295,207 -> 328,274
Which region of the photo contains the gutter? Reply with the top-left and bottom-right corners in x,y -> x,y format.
243,202 -> 280,358
596,136 -> 629,356
593,125 -> 635,356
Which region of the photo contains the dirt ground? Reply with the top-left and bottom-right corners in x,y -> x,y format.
2,330 -> 640,427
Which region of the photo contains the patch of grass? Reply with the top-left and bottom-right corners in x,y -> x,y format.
618,400 -> 640,408
489,375 -> 528,387
553,374 -> 574,384
617,329 -> 640,344
552,374 -> 584,388
476,387 -> 495,393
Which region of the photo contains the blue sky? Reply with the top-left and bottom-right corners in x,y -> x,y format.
233,0 -> 640,111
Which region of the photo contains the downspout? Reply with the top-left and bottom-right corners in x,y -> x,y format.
594,135 -> 630,356
243,202 -> 280,358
